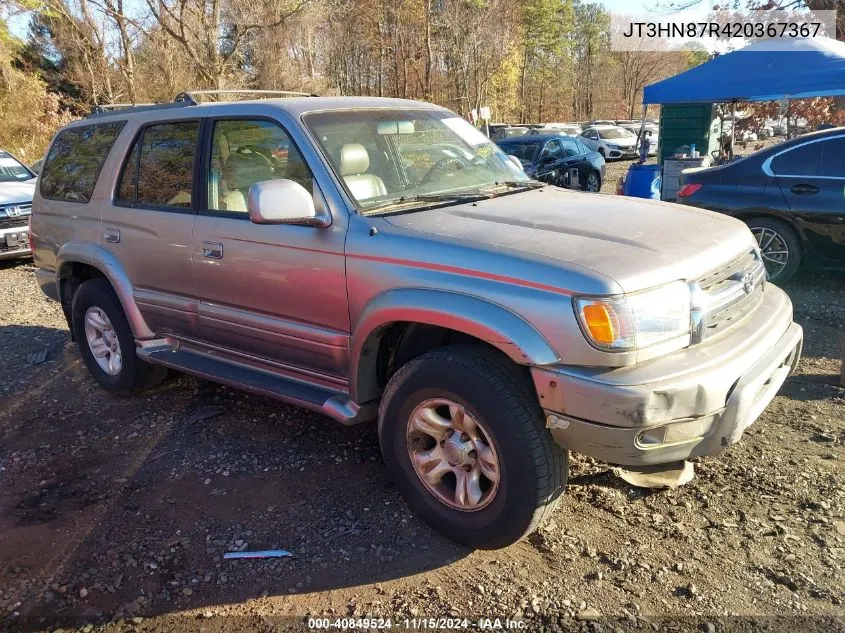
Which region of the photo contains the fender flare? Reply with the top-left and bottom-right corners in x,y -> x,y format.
350,288 -> 560,402
57,242 -> 155,339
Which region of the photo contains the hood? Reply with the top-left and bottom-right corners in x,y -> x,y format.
605,136 -> 637,147
383,187 -> 753,293
0,179 -> 36,207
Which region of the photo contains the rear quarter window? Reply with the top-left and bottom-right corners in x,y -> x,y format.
41,121 -> 126,203
770,141 -> 822,177
40,121 -> 126,203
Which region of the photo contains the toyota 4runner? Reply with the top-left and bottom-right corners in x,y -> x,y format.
31,93 -> 803,549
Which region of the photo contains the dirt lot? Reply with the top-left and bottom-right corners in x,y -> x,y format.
0,253 -> 843,633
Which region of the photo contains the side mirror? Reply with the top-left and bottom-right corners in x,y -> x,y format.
507,155 -> 524,171
542,154 -> 556,165
247,179 -> 329,227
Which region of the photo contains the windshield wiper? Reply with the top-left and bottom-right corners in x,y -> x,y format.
361,182 -> 542,216
493,180 -> 544,189
361,192 -> 492,215
410,192 -> 493,202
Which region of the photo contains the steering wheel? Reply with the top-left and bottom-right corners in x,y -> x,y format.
234,144 -> 274,169
420,156 -> 470,185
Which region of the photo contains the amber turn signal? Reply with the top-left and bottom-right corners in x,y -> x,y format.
581,302 -> 617,345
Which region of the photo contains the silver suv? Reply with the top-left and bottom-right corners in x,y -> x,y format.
31,94 -> 803,549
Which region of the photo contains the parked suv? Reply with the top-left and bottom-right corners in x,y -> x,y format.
0,148 -> 36,260
32,94 -> 803,549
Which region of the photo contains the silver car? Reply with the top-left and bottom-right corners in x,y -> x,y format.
31,94 -> 803,549
0,149 -> 36,260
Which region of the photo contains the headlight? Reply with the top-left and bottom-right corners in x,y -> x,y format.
574,281 -> 692,351
605,143 -> 619,149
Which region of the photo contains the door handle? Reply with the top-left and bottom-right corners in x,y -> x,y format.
202,241 -> 224,259
103,227 -> 120,243
790,184 -> 819,195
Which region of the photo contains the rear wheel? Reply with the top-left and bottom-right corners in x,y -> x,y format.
378,345 -> 567,549
746,217 -> 802,284
71,278 -> 167,395
583,170 -> 601,192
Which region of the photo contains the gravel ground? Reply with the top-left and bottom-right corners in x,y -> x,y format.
0,253 -> 843,633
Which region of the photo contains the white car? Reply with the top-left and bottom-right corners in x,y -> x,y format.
0,149 -> 36,261
618,122 -> 659,156
580,125 -> 639,160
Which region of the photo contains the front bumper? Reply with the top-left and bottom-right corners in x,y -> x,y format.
606,147 -> 638,160
532,285 -> 802,466
0,224 -> 31,261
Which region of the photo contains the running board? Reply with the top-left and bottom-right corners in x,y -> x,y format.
140,346 -> 376,426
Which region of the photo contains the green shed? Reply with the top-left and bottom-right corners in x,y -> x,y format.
658,103 -> 722,162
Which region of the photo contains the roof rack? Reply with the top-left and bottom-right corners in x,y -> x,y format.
86,100 -> 191,119
174,89 -> 319,104
85,89 -> 319,118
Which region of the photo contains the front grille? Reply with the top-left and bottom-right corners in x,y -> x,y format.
0,216 -> 28,230
692,249 -> 766,342
0,202 -> 31,230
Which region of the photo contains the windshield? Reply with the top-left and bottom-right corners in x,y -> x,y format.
0,151 -> 34,182
304,109 -> 531,213
598,128 -> 634,140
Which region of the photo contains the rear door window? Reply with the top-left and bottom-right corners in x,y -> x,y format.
116,121 -> 200,209
40,121 -> 126,203
819,137 -> 845,178
770,142 -> 822,177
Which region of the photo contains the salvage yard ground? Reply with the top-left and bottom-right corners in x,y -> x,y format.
0,253 -> 843,633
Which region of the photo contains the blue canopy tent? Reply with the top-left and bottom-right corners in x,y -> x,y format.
644,36 -> 845,104
637,36 -> 845,162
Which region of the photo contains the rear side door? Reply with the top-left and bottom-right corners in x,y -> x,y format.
191,116 -> 349,381
771,135 -> 845,264
100,118 -> 202,337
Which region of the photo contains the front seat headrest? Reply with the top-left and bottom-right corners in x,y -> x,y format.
338,143 -> 370,176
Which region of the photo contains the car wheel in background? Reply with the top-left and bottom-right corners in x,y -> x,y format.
746,217 -> 802,284
583,170 -> 601,193
378,345 -> 567,549
598,147 -> 606,159
71,278 -> 167,395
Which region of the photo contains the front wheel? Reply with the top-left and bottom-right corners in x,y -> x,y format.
378,345 -> 567,549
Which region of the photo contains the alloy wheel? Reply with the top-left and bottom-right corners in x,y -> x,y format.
406,398 -> 500,511
587,172 -> 600,192
84,306 -> 122,375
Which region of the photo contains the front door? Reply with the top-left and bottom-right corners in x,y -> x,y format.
536,139 -> 564,184
100,118 -> 201,337
191,117 -> 349,380
773,135 -> 845,264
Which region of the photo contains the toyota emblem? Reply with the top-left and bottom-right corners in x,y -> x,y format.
741,272 -> 754,294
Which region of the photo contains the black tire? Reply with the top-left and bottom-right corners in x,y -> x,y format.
598,147 -> 606,159
583,170 -> 602,193
378,345 -> 567,549
745,217 -> 802,285
71,278 -> 167,395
